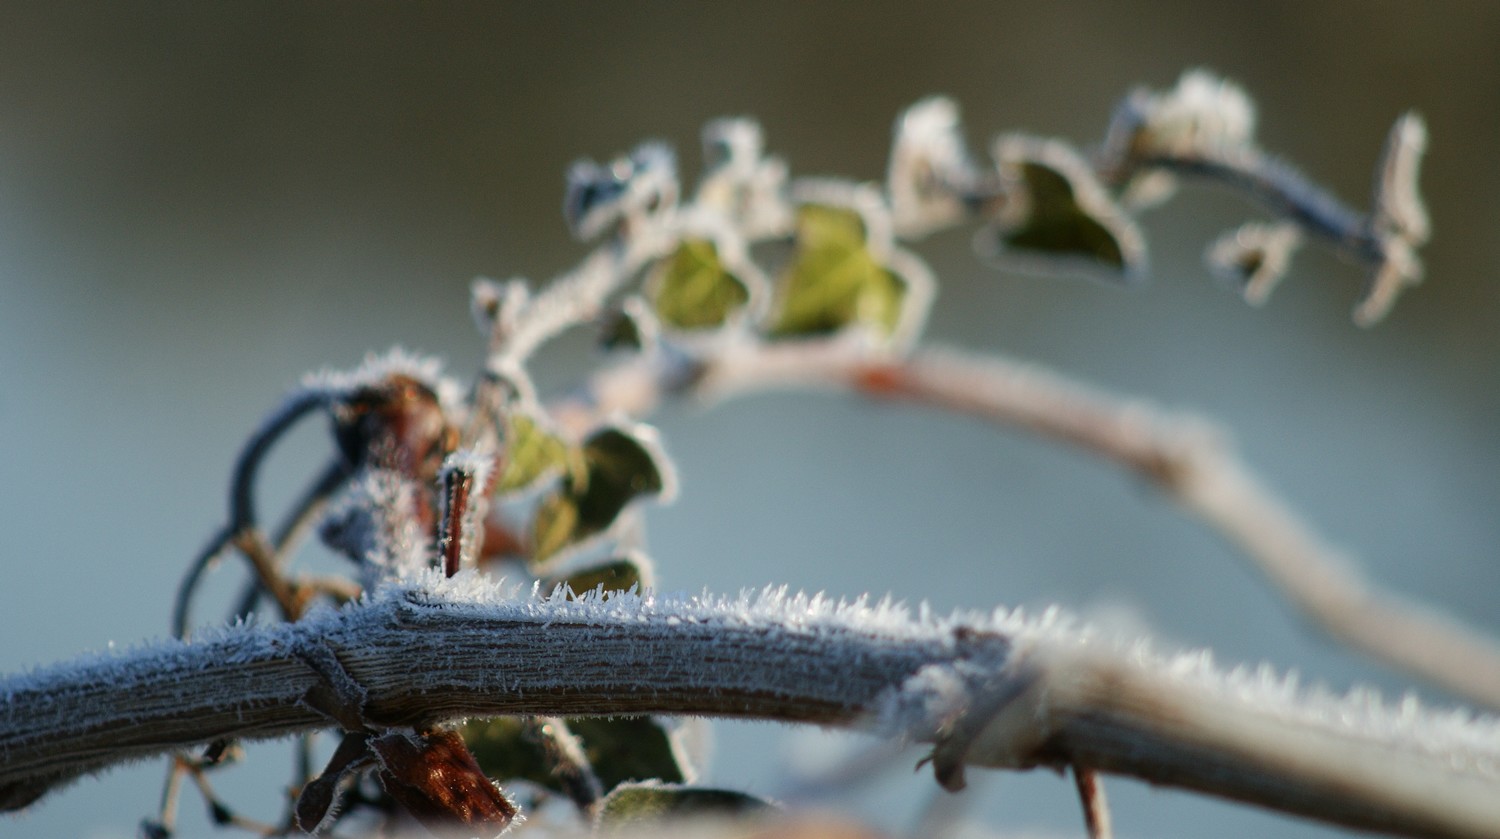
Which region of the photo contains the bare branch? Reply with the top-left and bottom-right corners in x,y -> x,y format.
3,580 -> 1497,838
1072,766 -> 1112,839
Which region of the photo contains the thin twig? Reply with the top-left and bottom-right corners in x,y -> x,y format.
2,583 -> 1497,838
231,459 -> 355,625
173,525 -> 236,639
526,717 -> 606,814
1072,766 -> 1112,839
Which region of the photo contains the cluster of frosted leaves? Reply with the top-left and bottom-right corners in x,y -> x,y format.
563,120 -> 931,348
1095,69 -> 1429,323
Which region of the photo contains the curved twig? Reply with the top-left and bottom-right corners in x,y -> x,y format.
566,341 -> 1500,712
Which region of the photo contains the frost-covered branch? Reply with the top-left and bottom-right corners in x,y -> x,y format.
563,341 -> 1500,714
3,577 -> 1499,839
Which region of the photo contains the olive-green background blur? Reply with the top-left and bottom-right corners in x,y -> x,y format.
2,3 -> 1497,837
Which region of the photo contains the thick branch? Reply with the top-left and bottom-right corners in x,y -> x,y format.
3,579 -> 1498,839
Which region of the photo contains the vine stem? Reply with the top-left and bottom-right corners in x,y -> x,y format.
2,582 -> 1497,838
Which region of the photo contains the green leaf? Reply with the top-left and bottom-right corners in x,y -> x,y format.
769,205 -> 905,338
531,492 -> 581,564
547,556 -> 649,598
495,411 -> 579,496
597,782 -> 775,828
463,716 -> 690,807
649,239 -> 751,330
461,717 -> 562,794
569,717 -> 686,789
531,426 -> 670,562
599,307 -> 645,352
1008,162 -> 1125,264
983,136 -> 1145,282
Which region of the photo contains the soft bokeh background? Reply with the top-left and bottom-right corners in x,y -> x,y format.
2,3 -> 1497,837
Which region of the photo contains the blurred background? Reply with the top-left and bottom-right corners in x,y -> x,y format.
1,3 -> 1497,837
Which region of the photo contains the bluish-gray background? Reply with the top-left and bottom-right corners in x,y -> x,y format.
1,3 -> 1497,837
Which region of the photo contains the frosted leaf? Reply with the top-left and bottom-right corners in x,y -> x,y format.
494,409 -> 579,498
568,716 -> 692,790
644,207 -> 770,333
530,421 -> 677,563
564,142 -> 680,241
1371,111 -> 1431,246
1206,220 -> 1303,306
596,781 -> 775,826
979,135 -> 1146,283
696,117 -> 791,237
888,96 -> 973,238
768,182 -> 932,347
1354,236 -> 1424,327
1115,69 -> 1257,159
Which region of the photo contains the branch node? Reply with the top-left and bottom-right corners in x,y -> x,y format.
294,640 -> 369,733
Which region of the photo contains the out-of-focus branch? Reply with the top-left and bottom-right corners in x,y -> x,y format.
565,341 -> 1500,712
3,582 -> 1498,838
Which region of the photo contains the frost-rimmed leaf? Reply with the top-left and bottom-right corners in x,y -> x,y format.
495,409 -> 581,498
462,717 -> 574,798
1371,112 -> 1430,246
1106,69 -> 1256,161
645,209 -> 769,332
1355,236 -> 1424,328
1206,220 -> 1303,306
695,118 -> 792,239
531,422 -> 675,562
599,296 -> 661,354
888,96 -> 975,238
569,717 -> 690,791
768,202 -> 904,338
564,143 -> 680,241
1358,112 -> 1430,327
596,781 -> 775,829
765,178 -> 934,348
1097,69 -> 1258,209
979,134 -> 1146,283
